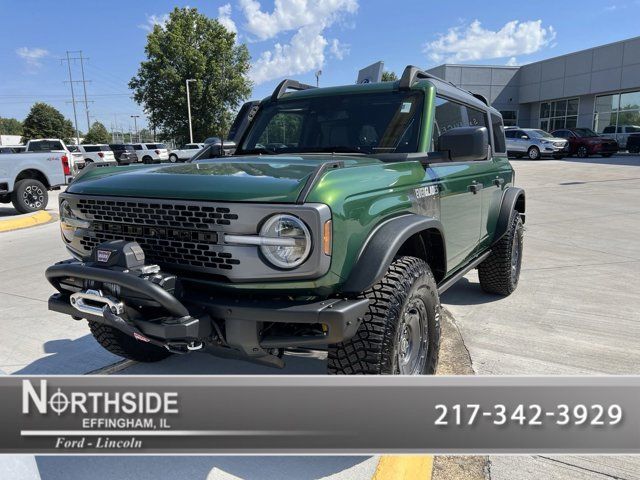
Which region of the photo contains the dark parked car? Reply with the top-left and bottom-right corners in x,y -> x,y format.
551,128 -> 618,158
108,144 -> 139,165
626,133 -> 640,154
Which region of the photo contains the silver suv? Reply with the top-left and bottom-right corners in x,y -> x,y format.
505,127 -> 568,160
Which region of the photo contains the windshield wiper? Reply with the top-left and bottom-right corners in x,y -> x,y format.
238,147 -> 279,155
304,146 -> 367,154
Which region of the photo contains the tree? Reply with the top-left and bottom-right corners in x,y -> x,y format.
130,7 -> 252,145
22,103 -> 75,142
83,121 -> 110,144
381,71 -> 398,82
0,117 -> 23,136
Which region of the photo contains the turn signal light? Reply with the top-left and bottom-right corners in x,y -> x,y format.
323,220 -> 332,256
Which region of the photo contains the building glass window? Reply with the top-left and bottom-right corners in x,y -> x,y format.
499,110 -> 517,126
594,89 -> 640,147
539,98 -> 579,131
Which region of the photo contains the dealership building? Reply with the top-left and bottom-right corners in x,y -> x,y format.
426,36 -> 640,143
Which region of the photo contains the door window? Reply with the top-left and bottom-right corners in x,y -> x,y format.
432,97 -> 488,154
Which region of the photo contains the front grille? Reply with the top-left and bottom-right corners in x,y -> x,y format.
75,198 -> 241,272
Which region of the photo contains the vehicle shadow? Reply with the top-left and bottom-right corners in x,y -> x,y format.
36,455 -> 375,480
440,277 -> 502,306
0,205 -> 20,217
13,335 -> 120,375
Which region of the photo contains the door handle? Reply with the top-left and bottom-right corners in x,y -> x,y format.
493,177 -> 505,187
467,182 -> 483,194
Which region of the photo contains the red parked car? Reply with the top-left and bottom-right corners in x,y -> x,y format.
551,128 -> 618,158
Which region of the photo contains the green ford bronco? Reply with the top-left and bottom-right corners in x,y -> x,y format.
46,65 -> 525,375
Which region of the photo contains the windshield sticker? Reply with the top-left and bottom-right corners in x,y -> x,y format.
400,102 -> 412,113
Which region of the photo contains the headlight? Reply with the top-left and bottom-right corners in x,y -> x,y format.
60,199 -> 89,242
259,214 -> 312,269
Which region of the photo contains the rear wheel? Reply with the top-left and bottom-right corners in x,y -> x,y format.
328,256 -> 441,375
88,322 -> 172,362
527,146 -> 540,160
11,179 -> 48,213
478,210 -> 524,296
577,145 -> 589,158
142,155 -> 153,164
169,154 -> 178,163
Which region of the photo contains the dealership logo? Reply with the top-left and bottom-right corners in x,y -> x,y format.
22,380 -> 179,416
96,250 -> 112,263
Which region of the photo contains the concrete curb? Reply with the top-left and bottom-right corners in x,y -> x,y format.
373,455 -> 433,479
0,211 -> 53,232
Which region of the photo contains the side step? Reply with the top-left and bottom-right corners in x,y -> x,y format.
437,250 -> 491,294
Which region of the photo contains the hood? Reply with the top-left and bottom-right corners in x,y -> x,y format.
67,155 -> 380,203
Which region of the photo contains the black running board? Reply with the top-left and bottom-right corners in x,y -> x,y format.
437,250 -> 491,294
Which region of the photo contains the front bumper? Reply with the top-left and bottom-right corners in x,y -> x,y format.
46,260 -> 368,362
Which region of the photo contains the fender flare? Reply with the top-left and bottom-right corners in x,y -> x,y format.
341,214 -> 445,294
493,187 -> 525,244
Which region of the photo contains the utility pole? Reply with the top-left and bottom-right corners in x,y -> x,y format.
315,70 -> 322,87
78,51 -> 91,130
186,79 -> 195,143
63,51 -> 80,145
62,51 -> 93,142
131,115 -> 140,142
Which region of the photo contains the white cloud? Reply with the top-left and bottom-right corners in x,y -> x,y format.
245,0 -> 358,84
239,0 -> 358,41
329,39 -> 349,60
15,47 -> 49,68
424,20 -> 556,64
251,24 -> 327,84
506,57 -> 519,66
218,4 -> 237,34
139,13 -> 170,32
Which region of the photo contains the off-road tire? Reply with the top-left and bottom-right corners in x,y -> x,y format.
328,256 -> 441,375
527,146 -> 540,160
88,321 -> 172,362
478,210 -> 524,296
11,179 -> 48,213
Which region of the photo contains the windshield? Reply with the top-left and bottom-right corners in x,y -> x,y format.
239,91 -> 424,155
529,129 -> 554,138
574,128 -> 599,137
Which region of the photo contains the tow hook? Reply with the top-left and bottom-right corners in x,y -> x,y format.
165,341 -> 203,354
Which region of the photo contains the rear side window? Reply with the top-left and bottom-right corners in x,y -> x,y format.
84,146 -> 100,152
491,114 -> 506,153
156,144 -> 166,149
133,145 -> 143,150
100,145 -> 111,151
145,144 -> 156,149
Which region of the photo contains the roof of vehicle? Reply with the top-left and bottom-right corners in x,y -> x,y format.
265,65 -> 500,116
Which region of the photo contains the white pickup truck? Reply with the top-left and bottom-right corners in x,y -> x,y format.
0,149 -> 71,213
168,143 -> 204,162
25,139 -> 85,174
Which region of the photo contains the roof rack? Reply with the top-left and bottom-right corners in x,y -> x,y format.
271,79 -> 316,101
399,65 -> 439,90
471,93 -> 489,106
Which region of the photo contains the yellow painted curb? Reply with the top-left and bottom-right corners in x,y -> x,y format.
373,455 -> 433,480
0,210 -> 53,232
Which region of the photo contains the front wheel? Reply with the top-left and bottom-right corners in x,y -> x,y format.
527,146 -> 540,160
577,145 -> 589,158
11,179 -> 48,213
328,256 -> 441,375
478,210 -> 524,296
89,322 -> 172,362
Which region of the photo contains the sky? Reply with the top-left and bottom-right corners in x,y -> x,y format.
1,0 -> 639,133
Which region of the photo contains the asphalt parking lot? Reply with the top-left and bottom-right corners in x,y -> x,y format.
1,154 -> 639,479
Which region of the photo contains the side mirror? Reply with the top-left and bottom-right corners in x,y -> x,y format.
191,140 -> 236,161
438,126 -> 488,162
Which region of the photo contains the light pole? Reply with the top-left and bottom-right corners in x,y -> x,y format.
315,70 -> 322,87
186,79 -> 196,143
130,115 -> 140,142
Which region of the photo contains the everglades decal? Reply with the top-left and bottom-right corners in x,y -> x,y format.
410,184 -> 441,219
